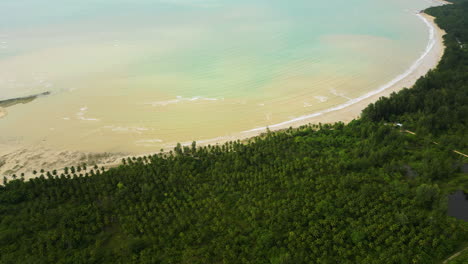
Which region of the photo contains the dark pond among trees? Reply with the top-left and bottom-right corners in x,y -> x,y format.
448,190 -> 468,221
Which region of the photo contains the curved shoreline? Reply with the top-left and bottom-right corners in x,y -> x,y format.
242,13 -> 444,133
0,8 -> 449,179
168,12 -> 447,148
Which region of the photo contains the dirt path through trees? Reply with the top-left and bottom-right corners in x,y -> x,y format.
442,246 -> 468,263
403,130 -> 468,158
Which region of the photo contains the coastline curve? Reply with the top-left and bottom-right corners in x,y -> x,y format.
0,3 -> 450,180
242,12 -> 441,133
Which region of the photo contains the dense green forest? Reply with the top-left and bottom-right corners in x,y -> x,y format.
1,1 -> 467,263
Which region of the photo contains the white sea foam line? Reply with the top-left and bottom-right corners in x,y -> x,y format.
147,96 -> 222,106
135,139 -> 164,147
242,13 -> 437,133
77,106 -> 100,121
315,96 -> 329,103
104,125 -> 149,134
136,139 -> 163,143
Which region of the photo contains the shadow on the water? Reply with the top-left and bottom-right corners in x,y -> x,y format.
0,91 -> 50,108
448,190 -> 468,221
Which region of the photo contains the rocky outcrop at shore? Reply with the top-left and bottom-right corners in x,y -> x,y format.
0,91 -> 51,108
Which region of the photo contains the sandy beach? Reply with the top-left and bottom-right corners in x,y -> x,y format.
0,11 -> 448,181
0,142 -> 125,180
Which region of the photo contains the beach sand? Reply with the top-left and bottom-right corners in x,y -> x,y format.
0,13 -> 448,181
0,142 -> 125,180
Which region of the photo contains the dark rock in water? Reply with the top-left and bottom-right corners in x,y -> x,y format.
448,190 -> 468,221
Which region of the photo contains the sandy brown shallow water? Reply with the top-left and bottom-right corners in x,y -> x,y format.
0,0 -> 448,179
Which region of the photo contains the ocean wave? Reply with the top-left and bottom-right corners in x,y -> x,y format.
103,126 -> 149,134
136,139 -> 165,147
314,96 -> 328,103
147,96 -> 221,106
136,139 -> 163,143
77,106 -> 100,121
242,13 -> 437,133
330,88 -> 351,100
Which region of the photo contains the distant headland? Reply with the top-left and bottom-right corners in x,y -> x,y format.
0,91 -> 50,108
0,91 -> 50,119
